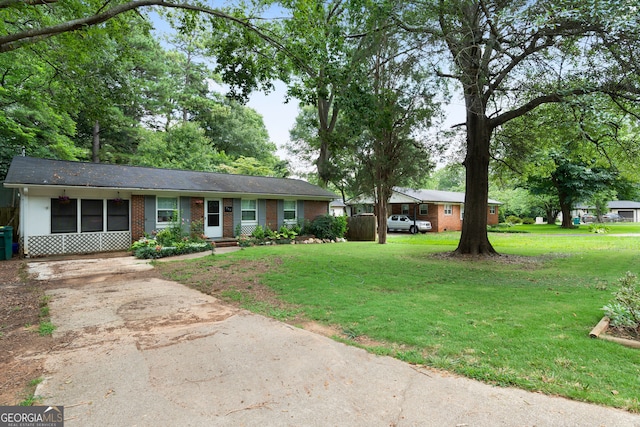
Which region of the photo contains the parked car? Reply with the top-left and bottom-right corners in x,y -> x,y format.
387,215 -> 432,234
603,213 -> 624,222
581,214 -> 595,223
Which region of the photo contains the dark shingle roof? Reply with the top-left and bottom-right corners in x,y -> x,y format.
393,187 -> 502,205
4,157 -> 337,199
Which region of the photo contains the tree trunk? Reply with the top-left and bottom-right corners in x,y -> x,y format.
376,183 -> 389,244
545,209 -> 558,224
559,198 -> 574,228
454,99 -> 497,255
92,120 -> 100,163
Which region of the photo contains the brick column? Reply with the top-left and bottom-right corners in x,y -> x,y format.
131,195 -> 145,242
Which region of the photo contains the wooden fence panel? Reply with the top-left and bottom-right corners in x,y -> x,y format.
346,214 -> 377,241
0,207 -> 18,240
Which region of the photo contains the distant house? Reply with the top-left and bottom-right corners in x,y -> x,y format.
348,187 -> 501,232
574,201 -> 640,222
329,199 -> 347,217
4,156 -> 337,257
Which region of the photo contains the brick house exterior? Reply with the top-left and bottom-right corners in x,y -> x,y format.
351,187 -> 501,232
4,157 -> 337,257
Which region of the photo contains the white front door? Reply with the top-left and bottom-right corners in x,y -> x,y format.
205,199 -> 222,238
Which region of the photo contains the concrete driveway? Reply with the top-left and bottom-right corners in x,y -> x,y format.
29,254 -> 640,426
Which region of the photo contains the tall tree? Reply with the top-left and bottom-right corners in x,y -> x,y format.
494,100 -> 639,227
397,0 -> 640,254
345,18 -> 436,244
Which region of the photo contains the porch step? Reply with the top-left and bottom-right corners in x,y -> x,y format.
208,238 -> 238,248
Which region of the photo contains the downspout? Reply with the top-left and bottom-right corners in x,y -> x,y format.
20,187 -> 27,256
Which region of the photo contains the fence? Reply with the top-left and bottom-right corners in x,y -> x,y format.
346,214 -> 377,241
0,207 -> 18,240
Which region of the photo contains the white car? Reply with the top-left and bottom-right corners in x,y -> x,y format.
387,215 -> 432,234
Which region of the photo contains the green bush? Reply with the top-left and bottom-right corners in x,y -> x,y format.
506,215 -> 522,224
521,217 -> 535,224
252,225 -> 266,240
133,241 -> 213,259
588,223 -> 610,234
602,272 -> 640,337
307,214 -> 347,240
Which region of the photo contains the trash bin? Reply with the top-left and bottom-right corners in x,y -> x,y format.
572,217 -> 580,226
0,226 -> 13,260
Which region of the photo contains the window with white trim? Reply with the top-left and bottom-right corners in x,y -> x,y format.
283,200 -> 297,223
460,205 -> 465,220
401,204 -> 409,215
157,197 -> 178,223
489,205 -> 496,215
419,204 -> 428,215
444,204 -> 453,215
241,199 -> 257,222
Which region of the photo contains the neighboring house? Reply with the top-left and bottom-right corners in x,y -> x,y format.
348,187 -> 501,232
4,156 -> 337,257
574,201 -> 640,222
329,199 -> 347,217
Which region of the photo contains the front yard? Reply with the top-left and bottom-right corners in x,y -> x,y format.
157,230 -> 640,411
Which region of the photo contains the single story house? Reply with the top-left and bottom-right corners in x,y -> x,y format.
348,187 -> 501,232
574,201 -> 640,222
4,156 -> 337,257
329,199 -> 347,217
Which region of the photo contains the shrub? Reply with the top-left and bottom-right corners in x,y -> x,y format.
602,272 -> 640,337
307,214 -> 347,240
279,225 -> 298,240
252,225 -> 266,240
588,223 -> 609,234
506,215 -> 522,224
521,217 -> 535,224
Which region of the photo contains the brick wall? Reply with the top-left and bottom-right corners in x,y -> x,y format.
191,198 -> 204,237
304,200 -> 329,221
438,204 -> 462,232
131,195 -> 145,242
223,198 -> 234,237
266,200 -> 278,230
488,205 -> 499,225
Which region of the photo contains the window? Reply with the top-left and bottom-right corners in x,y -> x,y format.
107,199 -> 129,231
81,199 -> 104,232
157,197 -> 178,223
401,204 -> 409,215
444,204 -> 453,215
207,200 -> 220,227
489,205 -> 496,215
51,198 -> 77,233
460,205 -> 465,220
419,204 -> 428,215
241,199 -> 257,222
283,200 -> 297,223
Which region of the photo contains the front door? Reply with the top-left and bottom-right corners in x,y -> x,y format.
205,199 -> 222,238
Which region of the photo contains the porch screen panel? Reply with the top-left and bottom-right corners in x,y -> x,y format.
81,199 -> 104,232
107,200 -> 130,231
51,198 -> 78,233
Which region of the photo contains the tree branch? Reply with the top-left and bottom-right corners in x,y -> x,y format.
0,0 -> 57,8
0,0 -> 288,56
490,87 -> 600,128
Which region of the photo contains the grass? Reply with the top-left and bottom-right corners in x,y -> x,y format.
161,230 -> 640,411
491,222 -> 640,235
19,377 -> 44,406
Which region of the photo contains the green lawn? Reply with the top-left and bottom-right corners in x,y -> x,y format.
491,222 -> 640,234
159,231 -> 640,411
